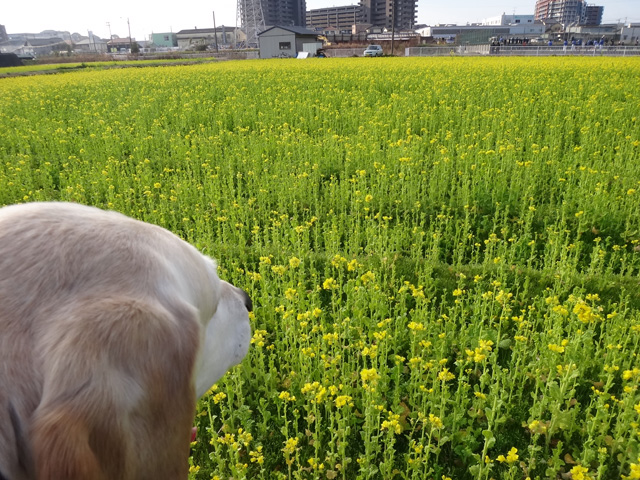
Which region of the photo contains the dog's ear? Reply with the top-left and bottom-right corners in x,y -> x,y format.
29,407 -> 104,480
29,297 -> 201,480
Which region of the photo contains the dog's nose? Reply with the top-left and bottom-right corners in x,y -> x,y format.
240,289 -> 253,312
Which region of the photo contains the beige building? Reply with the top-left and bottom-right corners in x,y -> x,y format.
176,28 -> 246,49
307,5 -> 361,30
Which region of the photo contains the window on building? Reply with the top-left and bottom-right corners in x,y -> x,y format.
279,42 -> 291,50
164,35 -> 170,41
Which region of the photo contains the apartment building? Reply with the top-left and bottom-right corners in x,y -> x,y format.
360,0 -> 417,30
535,0 -> 603,26
306,5 -> 361,30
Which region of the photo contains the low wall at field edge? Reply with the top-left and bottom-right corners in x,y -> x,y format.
406,45 -> 640,57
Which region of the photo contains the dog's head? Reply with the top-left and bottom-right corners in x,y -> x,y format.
194,278 -> 253,397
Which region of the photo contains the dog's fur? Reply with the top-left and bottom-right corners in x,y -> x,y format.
0,202 -> 252,480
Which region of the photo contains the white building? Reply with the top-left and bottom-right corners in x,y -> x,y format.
481,14 -> 536,26
417,23 -> 544,44
620,23 -> 640,45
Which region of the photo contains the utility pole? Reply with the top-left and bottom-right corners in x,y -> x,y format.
106,22 -> 113,52
391,0 -> 396,55
127,18 -> 133,52
213,11 -> 219,52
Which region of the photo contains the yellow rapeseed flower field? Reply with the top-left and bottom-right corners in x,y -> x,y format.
1,57 -> 640,479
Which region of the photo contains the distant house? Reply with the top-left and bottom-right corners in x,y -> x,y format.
107,37 -> 136,53
15,37 -> 71,57
74,38 -> 108,53
176,27 -> 245,49
0,39 -> 25,54
258,25 -> 319,58
151,32 -> 178,48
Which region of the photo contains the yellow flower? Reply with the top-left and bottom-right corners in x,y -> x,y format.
335,395 -> 353,408
301,381 -> 327,403
625,458 -> 640,479
360,368 -> 380,383
323,277 -> 338,290
284,288 -> 297,300
496,447 -> 519,464
271,265 -> 286,275
282,437 -> 299,455
249,446 -> 264,464
437,367 -> 455,382
548,343 -> 565,353
381,413 -> 402,434
212,392 -> 227,404
528,420 -> 547,435
408,321 -> 425,331
428,413 -> 443,429
360,271 -> 375,284
278,391 -> 296,402
289,256 -> 301,268
570,465 -> 591,480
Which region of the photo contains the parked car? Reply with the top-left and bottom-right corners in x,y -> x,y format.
363,45 -> 383,57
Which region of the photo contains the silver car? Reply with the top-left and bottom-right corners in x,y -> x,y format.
364,45 -> 383,57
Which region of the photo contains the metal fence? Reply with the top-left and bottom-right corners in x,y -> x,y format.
405,46 -> 486,56
406,45 -> 640,57
324,48 -> 367,58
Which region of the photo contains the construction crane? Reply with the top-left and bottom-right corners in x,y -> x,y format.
237,0 -> 265,48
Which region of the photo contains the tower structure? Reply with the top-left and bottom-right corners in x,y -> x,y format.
237,0 -> 266,47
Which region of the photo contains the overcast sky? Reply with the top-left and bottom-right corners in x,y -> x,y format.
2,0 -> 638,41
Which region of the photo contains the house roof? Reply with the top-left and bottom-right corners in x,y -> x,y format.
26,37 -> 67,46
258,25 -> 319,37
177,28 -> 216,35
108,37 -> 135,45
177,27 -> 238,35
75,38 -> 107,45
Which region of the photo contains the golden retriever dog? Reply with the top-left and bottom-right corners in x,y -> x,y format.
0,202 -> 252,480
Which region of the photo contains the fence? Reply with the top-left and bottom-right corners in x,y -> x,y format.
324,48 -> 366,58
406,45 -> 640,57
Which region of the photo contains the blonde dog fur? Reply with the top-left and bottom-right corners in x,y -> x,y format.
0,202 -> 252,480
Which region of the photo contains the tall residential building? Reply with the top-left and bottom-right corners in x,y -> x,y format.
360,0 -> 417,30
583,5 -> 604,25
307,5 -> 361,30
263,0 -> 306,26
534,0 -> 603,26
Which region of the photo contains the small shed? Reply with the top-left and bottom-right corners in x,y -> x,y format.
258,26 -> 319,58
